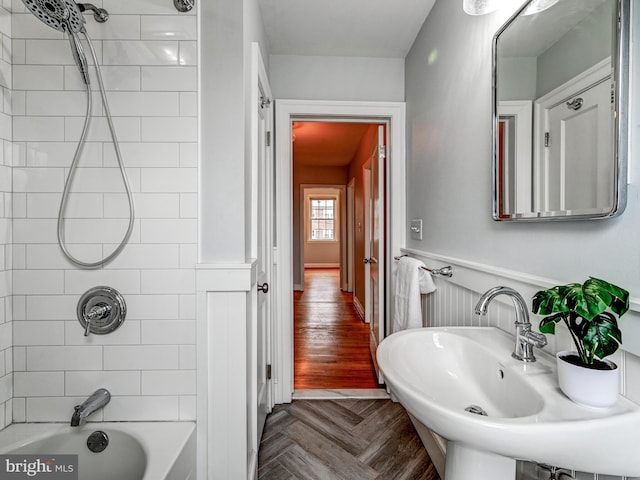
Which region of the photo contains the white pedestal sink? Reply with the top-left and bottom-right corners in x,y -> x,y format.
377,327 -> 640,479
445,443 -> 515,480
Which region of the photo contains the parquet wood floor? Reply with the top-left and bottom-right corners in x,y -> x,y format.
258,399 -> 441,480
295,268 -> 380,389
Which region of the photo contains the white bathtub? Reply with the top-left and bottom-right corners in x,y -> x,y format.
0,422 -> 195,480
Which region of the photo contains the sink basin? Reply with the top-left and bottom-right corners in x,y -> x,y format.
377,327 -> 640,478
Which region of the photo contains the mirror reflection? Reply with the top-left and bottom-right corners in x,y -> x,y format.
493,0 -> 628,220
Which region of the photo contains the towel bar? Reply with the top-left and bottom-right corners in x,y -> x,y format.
393,255 -> 454,278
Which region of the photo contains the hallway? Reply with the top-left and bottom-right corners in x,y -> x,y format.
294,269 -> 380,389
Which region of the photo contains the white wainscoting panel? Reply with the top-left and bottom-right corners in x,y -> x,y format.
196,263 -> 255,480
400,249 -> 640,480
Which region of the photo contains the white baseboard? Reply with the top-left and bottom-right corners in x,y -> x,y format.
353,296 -> 365,321
293,389 -> 389,400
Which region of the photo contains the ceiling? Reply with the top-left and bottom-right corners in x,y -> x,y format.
498,0 -> 608,58
258,1 -> 436,168
257,0 -> 437,58
292,122 -> 372,167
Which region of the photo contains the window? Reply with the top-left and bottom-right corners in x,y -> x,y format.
310,198 -> 335,241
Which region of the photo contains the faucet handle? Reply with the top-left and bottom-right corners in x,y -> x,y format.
521,330 -> 547,348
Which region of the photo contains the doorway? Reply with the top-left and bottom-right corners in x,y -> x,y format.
273,100 -> 406,404
294,125 -> 378,390
298,185 -> 346,290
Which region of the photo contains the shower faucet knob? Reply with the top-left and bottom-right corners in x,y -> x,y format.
174,0 -> 194,12
77,286 -> 126,336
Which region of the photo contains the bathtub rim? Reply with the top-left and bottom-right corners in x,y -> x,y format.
0,421 -> 195,480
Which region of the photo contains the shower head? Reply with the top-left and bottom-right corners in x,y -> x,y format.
22,0 -> 90,84
22,0 -> 85,33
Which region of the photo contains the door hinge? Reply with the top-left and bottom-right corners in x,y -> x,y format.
544,132 -> 550,147
266,364 -> 272,380
379,145 -> 387,159
266,131 -> 271,147
611,84 -> 615,105
260,95 -> 271,109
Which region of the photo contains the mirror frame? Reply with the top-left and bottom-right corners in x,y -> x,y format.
491,0 -> 630,221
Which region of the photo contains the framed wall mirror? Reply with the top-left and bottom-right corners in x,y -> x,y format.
492,0 -> 630,221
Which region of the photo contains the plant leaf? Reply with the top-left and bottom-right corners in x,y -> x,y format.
532,286 -> 573,315
585,277 -> 630,317
562,283 -> 604,320
538,313 -> 565,334
582,312 -> 622,359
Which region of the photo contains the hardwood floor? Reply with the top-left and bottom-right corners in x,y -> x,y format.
294,268 -> 379,389
262,269 -> 441,479
258,399 -> 441,480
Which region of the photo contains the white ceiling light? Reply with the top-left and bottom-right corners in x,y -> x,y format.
463,0 -> 509,15
463,0 -> 559,16
522,0 -> 560,15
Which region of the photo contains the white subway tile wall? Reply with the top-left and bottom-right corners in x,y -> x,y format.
0,0 -> 10,430
11,0 -> 197,422
424,279 -> 640,480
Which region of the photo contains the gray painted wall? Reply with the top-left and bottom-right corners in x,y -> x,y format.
199,0 -> 269,263
268,55 -> 405,101
497,57 -> 537,101
404,1 -> 640,354
536,2 -> 612,98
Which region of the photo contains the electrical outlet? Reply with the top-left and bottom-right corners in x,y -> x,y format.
410,219 -> 423,240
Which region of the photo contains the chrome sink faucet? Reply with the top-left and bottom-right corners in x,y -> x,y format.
70,388 -> 110,426
475,286 -> 547,362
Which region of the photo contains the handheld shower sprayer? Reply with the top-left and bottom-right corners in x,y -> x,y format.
22,0 -> 90,84
21,0 -> 135,268
66,29 -> 90,85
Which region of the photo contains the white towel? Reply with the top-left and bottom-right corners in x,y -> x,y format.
393,257 -> 437,333
419,267 -> 437,295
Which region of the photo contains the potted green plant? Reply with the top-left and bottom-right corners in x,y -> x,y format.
531,277 -> 629,408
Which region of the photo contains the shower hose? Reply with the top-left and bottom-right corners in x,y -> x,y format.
57,31 -> 135,268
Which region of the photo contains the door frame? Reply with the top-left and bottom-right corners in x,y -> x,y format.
273,100 -> 406,404
346,178 -> 355,293
344,178 -> 356,293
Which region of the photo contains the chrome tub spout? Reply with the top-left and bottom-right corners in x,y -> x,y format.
70,388 -> 110,426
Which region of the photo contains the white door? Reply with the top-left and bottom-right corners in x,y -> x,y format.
251,44 -> 273,465
363,162 -> 372,324
256,87 -> 272,445
544,80 -> 613,211
367,125 -> 386,383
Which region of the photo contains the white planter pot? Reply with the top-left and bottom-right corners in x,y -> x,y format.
556,351 -> 619,408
